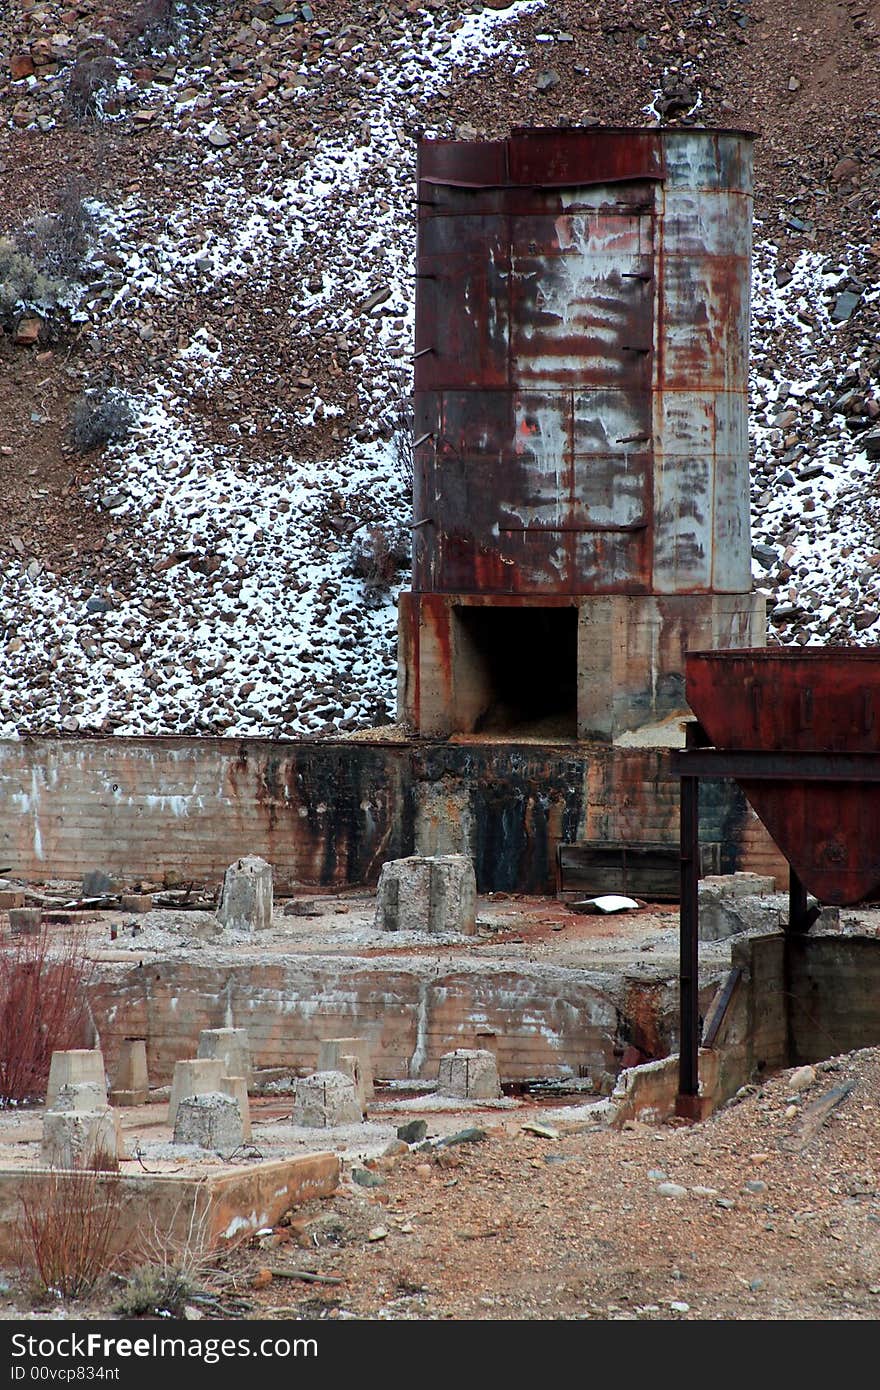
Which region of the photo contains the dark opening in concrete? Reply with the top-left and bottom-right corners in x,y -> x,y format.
453,605 -> 578,737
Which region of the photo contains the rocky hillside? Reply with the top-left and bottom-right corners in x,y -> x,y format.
0,0 -> 878,738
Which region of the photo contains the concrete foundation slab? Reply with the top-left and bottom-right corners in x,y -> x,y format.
0,1154 -> 340,1263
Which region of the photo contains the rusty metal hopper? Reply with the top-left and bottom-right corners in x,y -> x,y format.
686,647 -> 880,905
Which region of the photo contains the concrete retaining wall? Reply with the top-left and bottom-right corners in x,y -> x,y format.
0,1154 -> 339,1264
88,956 -> 689,1087
0,735 -> 785,894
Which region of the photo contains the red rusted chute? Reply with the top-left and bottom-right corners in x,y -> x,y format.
686,648 -> 880,905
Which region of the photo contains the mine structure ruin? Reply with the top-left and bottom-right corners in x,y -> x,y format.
400,126 -> 765,744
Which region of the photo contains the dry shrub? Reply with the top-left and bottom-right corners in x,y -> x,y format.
15,179 -> 93,281
15,1169 -> 122,1299
115,1195 -> 213,1316
69,386 -> 135,454
0,238 -> 69,332
351,523 -> 410,592
63,54 -> 118,123
0,926 -> 95,1107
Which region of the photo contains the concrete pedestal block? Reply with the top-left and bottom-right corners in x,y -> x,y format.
437,1048 -> 501,1100
168,1058 -> 226,1124
173,1092 -> 243,1150
120,894 -> 153,914
374,854 -> 476,935
41,1108 -> 120,1170
46,1050 -> 107,1109
292,1071 -> 362,1128
110,1038 -> 149,1107
53,1082 -> 108,1112
220,1076 -> 251,1140
318,1038 -> 373,1102
9,907 -> 41,935
217,855 -> 273,932
198,1027 -> 251,1084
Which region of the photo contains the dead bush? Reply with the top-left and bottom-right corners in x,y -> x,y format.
69,386 -> 135,454
124,0 -> 218,58
15,1169 -> 122,1299
351,523 -> 410,591
15,180 -> 93,281
390,391 -> 414,489
115,1193 -> 215,1315
63,54 -> 118,124
0,926 -> 95,1107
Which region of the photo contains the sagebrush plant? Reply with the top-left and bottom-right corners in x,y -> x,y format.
0,926 -> 95,1107
115,1194 -> 213,1316
15,1169 -> 123,1300
0,238 -> 69,331
113,1262 -> 200,1318
15,180 -> 93,280
70,387 -> 135,454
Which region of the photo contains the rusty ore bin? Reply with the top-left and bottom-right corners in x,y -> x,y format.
686,647 -> 880,905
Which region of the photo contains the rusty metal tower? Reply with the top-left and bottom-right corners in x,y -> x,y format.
399,126 -> 764,742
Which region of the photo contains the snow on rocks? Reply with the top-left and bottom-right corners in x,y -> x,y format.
0,1 -> 543,739
1,0 -> 879,743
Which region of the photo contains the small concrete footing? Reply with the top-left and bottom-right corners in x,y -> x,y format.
173,1092 -> 244,1150
46,1050 -> 107,1109
168,1059 -> 226,1124
110,1038 -> 149,1107
220,1077 -> 251,1140
374,854 -> 476,935
41,1109 -> 121,1170
318,1037 -> 373,1106
198,1027 -> 251,1084
292,1071 -> 362,1128
437,1048 -> 501,1100
217,855 -> 273,932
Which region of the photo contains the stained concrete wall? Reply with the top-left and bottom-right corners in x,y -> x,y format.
786,935 -> 880,1064
0,1155 -> 339,1263
0,736 -> 786,895
88,956 -> 686,1087
707,931 -> 880,1106
399,591 -> 765,742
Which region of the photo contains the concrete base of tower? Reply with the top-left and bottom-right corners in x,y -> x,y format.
397,590 -> 766,743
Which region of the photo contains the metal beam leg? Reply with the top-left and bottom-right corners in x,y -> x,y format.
676,775 -> 701,1117
788,867 -> 809,933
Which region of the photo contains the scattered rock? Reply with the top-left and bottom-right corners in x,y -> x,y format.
397,1120 -> 428,1144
